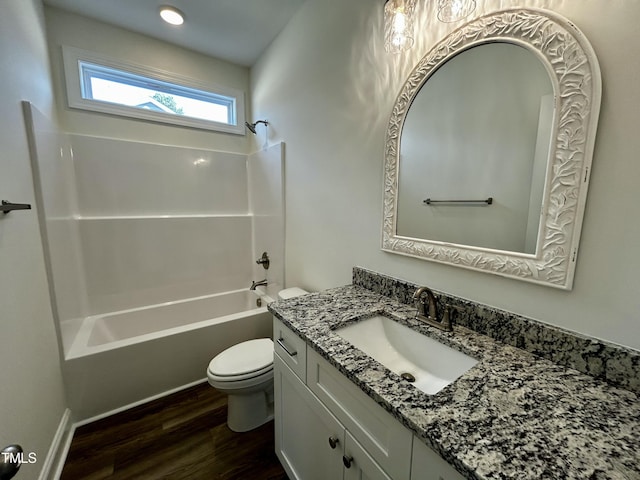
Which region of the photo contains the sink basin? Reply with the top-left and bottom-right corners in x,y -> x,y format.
335,315 -> 478,395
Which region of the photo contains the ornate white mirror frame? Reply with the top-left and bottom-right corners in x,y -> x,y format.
382,8 -> 602,290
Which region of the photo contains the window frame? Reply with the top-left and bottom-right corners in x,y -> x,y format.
62,46 -> 246,135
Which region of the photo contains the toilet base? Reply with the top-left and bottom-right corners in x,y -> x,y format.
227,386 -> 274,432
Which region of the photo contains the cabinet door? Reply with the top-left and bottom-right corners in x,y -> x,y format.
307,349 -> 412,479
411,437 -> 466,480
274,353 -> 344,480
343,431 -> 392,480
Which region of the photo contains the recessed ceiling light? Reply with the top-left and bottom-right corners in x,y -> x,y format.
159,6 -> 185,26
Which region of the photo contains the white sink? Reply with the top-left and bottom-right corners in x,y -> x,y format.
335,315 -> 478,395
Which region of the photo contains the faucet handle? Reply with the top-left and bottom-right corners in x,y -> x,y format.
256,252 -> 270,270
441,304 -> 460,331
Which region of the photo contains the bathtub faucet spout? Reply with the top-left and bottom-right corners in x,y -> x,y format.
250,279 -> 268,290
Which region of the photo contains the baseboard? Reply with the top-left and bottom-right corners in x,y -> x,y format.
74,378 -> 208,427
38,409 -> 74,480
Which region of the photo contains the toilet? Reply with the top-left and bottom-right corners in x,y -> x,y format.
207,287 -> 307,432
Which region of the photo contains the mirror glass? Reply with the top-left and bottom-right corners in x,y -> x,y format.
397,43 -> 553,254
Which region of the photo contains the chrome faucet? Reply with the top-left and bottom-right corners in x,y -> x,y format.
412,286 -> 453,332
250,279 -> 268,290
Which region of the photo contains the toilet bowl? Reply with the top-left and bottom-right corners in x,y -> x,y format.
207,338 -> 274,432
207,287 -> 307,432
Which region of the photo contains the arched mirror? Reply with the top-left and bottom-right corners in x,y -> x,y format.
382,9 -> 601,290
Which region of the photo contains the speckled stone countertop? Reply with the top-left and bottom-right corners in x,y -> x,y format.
268,285 -> 640,480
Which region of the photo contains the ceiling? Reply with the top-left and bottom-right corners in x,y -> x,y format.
43,0 -> 306,67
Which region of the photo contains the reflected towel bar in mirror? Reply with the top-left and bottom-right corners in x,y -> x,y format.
1,200 -> 32,214
423,197 -> 493,205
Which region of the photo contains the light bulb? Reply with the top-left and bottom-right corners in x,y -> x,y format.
384,0 -> 416,54
159,6 -> 185,26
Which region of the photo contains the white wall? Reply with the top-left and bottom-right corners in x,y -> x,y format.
249,143 -> 286,294
45,6 -> 251,153
71,138 -> 249,217
69,136 -> 253,316
251,0 -> 640,350
0,1 -> 68,478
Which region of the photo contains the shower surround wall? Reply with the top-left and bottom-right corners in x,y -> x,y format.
24,103 -> 88,357
71,135 -> 254,317
28,117 -> 285,418
249,142 -> 286,292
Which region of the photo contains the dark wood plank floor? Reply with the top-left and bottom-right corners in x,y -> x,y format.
61,382 -> 288,480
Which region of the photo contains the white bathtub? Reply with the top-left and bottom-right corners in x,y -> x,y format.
65,288 -> 274,421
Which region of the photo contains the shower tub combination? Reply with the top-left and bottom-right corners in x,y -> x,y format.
24,112 -> 287,422
23,111 -> 284,422
65,288 -> 274,421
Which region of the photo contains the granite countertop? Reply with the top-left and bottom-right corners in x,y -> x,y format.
268,285 -> 640,480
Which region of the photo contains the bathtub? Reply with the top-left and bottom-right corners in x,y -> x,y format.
64,288 -> 275,421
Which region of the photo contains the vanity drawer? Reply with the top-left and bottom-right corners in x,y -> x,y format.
307,349 -> 412,480
273,317 -> 307,382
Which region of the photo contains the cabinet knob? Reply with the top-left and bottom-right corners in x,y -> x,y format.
328,436 -> 339,449
342,455 -> 353,469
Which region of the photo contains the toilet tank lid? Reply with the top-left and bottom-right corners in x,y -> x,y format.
278,287 -> 308,300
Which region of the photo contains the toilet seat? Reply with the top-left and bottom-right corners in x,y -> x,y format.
208,365 -> 273,384
208,338 -> 273,382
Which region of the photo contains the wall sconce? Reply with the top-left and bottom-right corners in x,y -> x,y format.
384,0 -> 417,54
437,0 -> 476,22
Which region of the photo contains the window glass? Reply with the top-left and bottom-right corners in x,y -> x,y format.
80,62 -> 234,124
62,46 -> 245,134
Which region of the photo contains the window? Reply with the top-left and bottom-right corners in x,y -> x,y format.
62,46 -> 245,134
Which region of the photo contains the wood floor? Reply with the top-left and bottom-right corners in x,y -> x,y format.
60,382 -> 289,480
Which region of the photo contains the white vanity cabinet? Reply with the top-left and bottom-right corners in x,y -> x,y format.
343,430 -> 393,480
273,317 -> 467,480
274,354 -> 393,480
410,439 -> 466,480
274,317 -> 307,381
274,354 -> 343,479
306,348 -> 412,479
